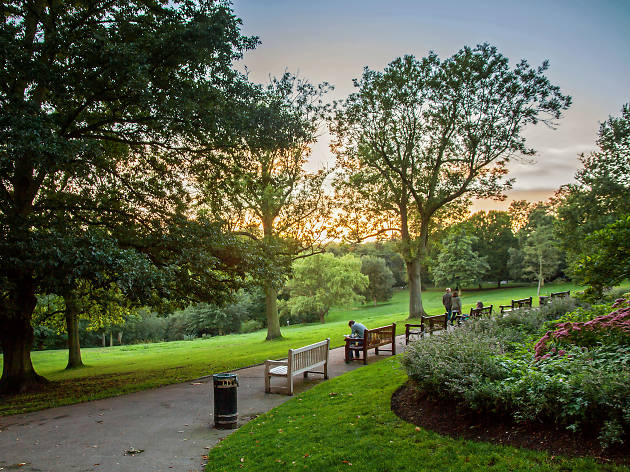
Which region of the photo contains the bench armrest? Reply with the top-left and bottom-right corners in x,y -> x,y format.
265,359 -> 287,372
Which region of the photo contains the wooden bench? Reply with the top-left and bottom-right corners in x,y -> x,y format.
265,338 -> 330,396
500,297 -> 532,314
469,304 -> 493,319
345,323 -> 396,364
539,290 -> 571,305
405,315 -> 448,344
452,304 -> 494,324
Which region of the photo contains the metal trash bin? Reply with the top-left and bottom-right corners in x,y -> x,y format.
212,373 -> 238,429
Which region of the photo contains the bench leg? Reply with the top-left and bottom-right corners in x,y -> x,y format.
363,346 -> 367,365
324,361 -> 328,380
303,371 -> 308,378
265,373 -> 270,393
345,343 -> 349,363
392,337 -> 396,356
288,375 -> 294,396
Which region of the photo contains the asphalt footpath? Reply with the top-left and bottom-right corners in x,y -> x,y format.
0,335 -> 409,472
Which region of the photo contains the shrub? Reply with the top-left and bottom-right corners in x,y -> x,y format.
402,325 -> 510,410
403,299 -> 630,447
534,298 -> 630,360
239,319 -> 263,333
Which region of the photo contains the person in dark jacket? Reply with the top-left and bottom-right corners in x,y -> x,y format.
451,290 -> 462,325
346,320 -> 366,362
442,288 -> 453,322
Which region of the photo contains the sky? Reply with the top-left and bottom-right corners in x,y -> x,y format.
231,0 -> 630,211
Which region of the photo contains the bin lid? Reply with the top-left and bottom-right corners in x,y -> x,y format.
213,373 -> 237,380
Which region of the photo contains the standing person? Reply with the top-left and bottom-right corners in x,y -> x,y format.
345,320 -> 366,362
451,290 -> 462,325
442,288 -> 452,323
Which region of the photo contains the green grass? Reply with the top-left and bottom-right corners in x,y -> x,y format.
0,282 -> 583,416
205,356 -> 627,472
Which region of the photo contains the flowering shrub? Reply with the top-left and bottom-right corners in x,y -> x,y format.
534,298 -> 630,360
403,299 -> 630,447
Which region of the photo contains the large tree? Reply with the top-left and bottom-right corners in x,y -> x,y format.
197,73 -> 332,339
554,104 -> 630,269
0,0 -> 257,393
284,254 -> 368,324
466,211 -> 517,287
430,231 -> 489,291
360,255 -> 395,305
572,215 -> 630,297
331,44 -> 571,318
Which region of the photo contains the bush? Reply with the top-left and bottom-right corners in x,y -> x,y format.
239,319 -> 263,333
402,325 -> 510,410
535,298 -> 630,360
403,299 -> 630,447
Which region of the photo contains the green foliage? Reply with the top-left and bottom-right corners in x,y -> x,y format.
285,254 -> 368,323
555,104 -> 630,276
0,0 -> 259,392
402,327 -> 509,410
403,299 -> 630,447
508,204 -> 564,290
332,43 -> 570,317
466,211 -> 517,286
430,231 -> 490,289
360,255 -> 395,304
572,215 -> 630,297
197,72 -> 333,340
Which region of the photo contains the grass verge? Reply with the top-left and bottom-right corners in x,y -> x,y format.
205,356 -> 628,472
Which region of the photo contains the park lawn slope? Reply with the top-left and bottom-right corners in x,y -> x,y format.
1,282 -> 581,415
205,356 -> 626,472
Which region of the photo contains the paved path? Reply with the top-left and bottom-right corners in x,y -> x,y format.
0,335 -> 409,472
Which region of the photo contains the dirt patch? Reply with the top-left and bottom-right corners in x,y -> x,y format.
391,381 -> 629,465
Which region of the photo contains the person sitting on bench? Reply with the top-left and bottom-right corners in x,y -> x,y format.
346,320 -> 366,362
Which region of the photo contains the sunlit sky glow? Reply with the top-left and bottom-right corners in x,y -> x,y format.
232,0 -> 630,211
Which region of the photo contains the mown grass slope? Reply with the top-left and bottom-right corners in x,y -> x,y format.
1,282 -> 580,415
206,355 -> 624,472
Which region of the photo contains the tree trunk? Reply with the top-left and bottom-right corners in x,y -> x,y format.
101,332 -> 106,347
497,280 -> 501,288
63,294 -> 83,369
109,332 -> 113,347
318,310 -> 327,324
407,257 -> 426,319
264,280 -> 282,340
537,254 -> 544,296
0,281 -> 48,394
117,331 -> 123,345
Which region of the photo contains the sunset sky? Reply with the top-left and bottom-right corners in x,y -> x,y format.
232,0 -> 629,211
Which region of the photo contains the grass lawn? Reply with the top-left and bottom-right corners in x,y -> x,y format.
1,281 -> 583,415
205,356 -> 626,472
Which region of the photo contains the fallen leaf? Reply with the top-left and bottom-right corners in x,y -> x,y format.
415,427 -> 420,431
303,453 -> 310,457
124,448 -> 144,456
